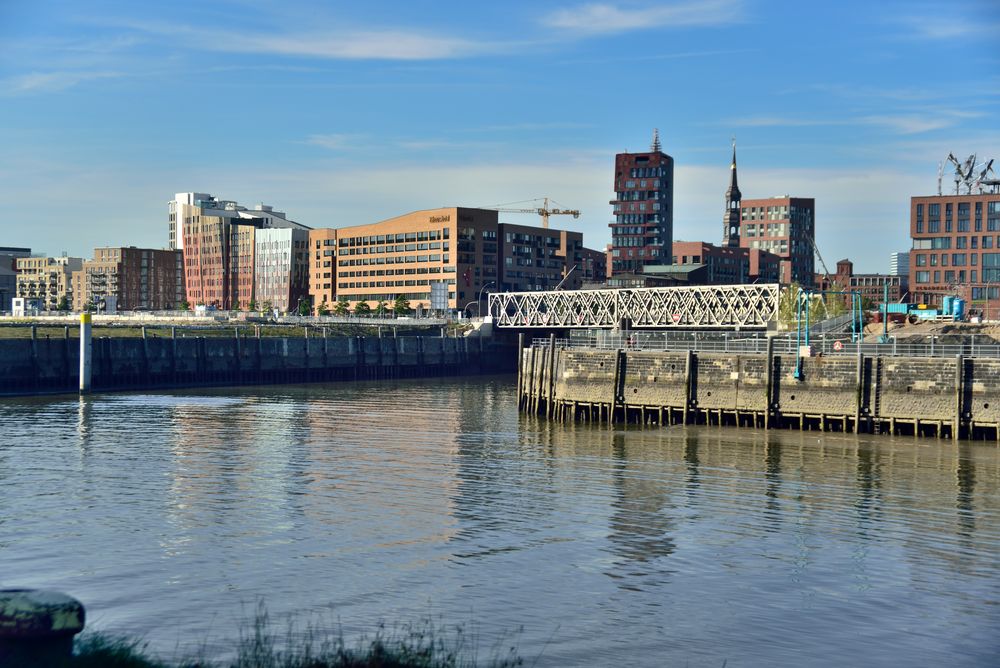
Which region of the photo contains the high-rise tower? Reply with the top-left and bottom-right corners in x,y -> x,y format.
723,139 -> 742,248
609,129 -> 674,275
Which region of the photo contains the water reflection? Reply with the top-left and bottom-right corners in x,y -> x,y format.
605,432 -> 676,589
2,379 -> 999,667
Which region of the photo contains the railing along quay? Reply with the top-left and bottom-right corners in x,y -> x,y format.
531,335 -> 1000,359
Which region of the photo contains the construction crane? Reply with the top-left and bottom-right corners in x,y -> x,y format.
482,197 -> 580,229
805,233 -> 834,287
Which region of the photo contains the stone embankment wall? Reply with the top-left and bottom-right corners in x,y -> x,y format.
520,341 -> 1000,441
0,335 -> 510,396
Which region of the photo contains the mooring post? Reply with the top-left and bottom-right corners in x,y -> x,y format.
63,326 -> 69,340
516,333 -> 525,409
854,349 -> 864,434
171,326 -> 177,339
547,333 -> 557,418
0,589 -> 85,665
683,348 -> 694,425
79,312 -> 92,393
955,354 -> 964,440
764,336 -> 774,429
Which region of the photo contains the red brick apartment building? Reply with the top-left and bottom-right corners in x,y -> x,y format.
609,130 -> 674,275
909,192 -> 1000,313
739,197 -> 815,286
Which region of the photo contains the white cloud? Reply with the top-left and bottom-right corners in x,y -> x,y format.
542,0 -> 745,34
217,30 -> 489,60
1,70 -> 122,95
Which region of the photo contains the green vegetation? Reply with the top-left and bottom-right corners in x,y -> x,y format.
66,611 -> 523,668
375,301 -> 388,317
393,295 -> 411,316
333,297 -> 351,316
317,299 -> 331,317
354,301 -> 372,316
298,297 -> 313,317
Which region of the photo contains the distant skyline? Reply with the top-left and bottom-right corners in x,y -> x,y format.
2,0 -> 998,272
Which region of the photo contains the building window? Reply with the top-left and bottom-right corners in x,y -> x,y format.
916,271 -> 930,283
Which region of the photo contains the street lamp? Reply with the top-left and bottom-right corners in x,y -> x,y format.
478,281 -> 495,317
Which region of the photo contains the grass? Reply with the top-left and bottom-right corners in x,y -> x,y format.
62,609 -> 523,668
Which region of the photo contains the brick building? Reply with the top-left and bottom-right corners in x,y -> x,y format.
16,255 -> 83,310
72,247 -> 185,311
609,129 -> 674,275
909,192 -> 1000,314
308,228 -> 338,313
662,241 -> 781,285
318,207 -> 586,312
815,258 -> 907,305
739,196 -> 815,285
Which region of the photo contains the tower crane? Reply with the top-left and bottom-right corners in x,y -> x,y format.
482,197 -> 580,229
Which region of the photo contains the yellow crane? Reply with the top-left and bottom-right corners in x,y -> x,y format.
483,197 -> 580,229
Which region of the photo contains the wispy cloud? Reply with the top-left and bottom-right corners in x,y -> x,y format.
895,15 -> 1000,40
727,110 -> 985,135
542,0 -> 745,35
112,19 -> 505,60
305,134 -> 365,150
1,70 -> 123,96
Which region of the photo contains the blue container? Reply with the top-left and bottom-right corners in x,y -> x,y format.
883,303 -> 909,314
943,295 -> 954,315
953,298 -> 965,320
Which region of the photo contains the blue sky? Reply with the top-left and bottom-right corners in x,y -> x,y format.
1,0 -> 998,272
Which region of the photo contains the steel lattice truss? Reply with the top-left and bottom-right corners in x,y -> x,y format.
489,283 -> 780,329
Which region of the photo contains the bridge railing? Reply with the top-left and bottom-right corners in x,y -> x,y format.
493,283 -> 780,329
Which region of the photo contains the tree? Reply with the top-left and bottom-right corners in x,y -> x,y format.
333,297 -> 350,316
374,300 -> 388,317
179,300 -> 190,311
297,296 -> 312,316
56,295 -> 70,311
261,300 -> 273,314
354,301 -> 372,316
778,283 -> 802,329
247,298 -> 257,312
393,294 -> 410,315
317,298 -> 330,316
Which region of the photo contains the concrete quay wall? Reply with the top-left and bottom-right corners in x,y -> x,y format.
0,335 -> 509,396
521,345 -> 1000,441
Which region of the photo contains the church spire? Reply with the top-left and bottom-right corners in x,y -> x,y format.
723,137 -> 742,248
726,137 -> 741,201
651,128 -> 661,153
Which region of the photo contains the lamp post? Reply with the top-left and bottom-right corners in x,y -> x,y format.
478,281 -> 495,318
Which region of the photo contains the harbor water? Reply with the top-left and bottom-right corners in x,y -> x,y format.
1,376 -> 998,666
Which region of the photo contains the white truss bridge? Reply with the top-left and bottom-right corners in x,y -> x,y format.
488,283 -> 780,329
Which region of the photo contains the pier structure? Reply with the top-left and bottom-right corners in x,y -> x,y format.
518,334 -> 1000,441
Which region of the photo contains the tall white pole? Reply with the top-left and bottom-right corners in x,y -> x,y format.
79,312 -> 92,393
